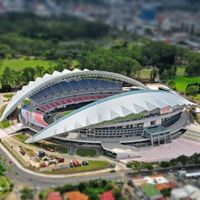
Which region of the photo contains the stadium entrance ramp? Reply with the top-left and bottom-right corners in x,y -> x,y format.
101,142 -> 138,159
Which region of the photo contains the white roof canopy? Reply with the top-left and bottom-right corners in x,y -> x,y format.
26,90 -> 192,143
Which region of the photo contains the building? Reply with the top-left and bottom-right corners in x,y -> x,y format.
100,190 -> 115,200
132,175 -> 176,200
1,69 -> 194,158
64,191 -> 88,200
171,185 -> 200,200
46,192 -> 63,200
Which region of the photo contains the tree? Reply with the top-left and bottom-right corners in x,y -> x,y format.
20,188 -> 33,200
35,66 -> 45,78
170,159 -> 177,166
1,84 -> 11,92
55,184 -> 75,194
141,41 -> 176,68
160,67 -> 177,79
168,80 -> 176,90
126,59 -> 141,77
176,155 -> 189,166
131,161 -> 144,173
161,188 -> 171,197
0,163 -> 6,175
145,163 -> 153,170
186,85 -> 199,96
21,67 -> 36,84
190,153 -> 200,165
1,67 -> 16,87
185,55 -> 200,76
150,67 -> 158,81
0,44 -> 12,59
78,182 -> 86,192
113,188 -> 124,200
160,161 -> 170,168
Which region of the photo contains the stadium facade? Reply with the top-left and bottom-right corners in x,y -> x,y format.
1,69 -> 194,158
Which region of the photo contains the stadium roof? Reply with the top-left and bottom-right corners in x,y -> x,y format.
1,69 -> 147,121
26,90 -> 192,143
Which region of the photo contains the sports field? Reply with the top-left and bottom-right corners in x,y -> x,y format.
141,184 -> 161,198
0,58 -> 57,75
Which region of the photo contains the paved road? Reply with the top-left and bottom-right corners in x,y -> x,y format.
0,146 -> 128,189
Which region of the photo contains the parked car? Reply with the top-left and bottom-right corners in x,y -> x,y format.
19,149 -> 25,156
40,162 -> 46,168
70,162 -> 74,168
57,157 -> 65,163
82,160 -> 89,166
48,159 -> 58,165
42,157 -> 50,161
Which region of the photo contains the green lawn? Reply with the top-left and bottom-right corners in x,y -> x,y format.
0,58 -> 57,75
166,66 -> 200,93
139,66 -> 185,81
139,68 -> 152,79
3,93 -> 14,100
13,133 -> 30,143
62,110 -> 74,116
176,66 -> 185,76
0,105 -> 6,118
194,94 -> 200,101
0,121 -> 10,129
46,160 -> 110,174
169,76 -> 200,92
141,184 -> 161,198
0,176 -> 12,198
2,140 -> 29,168
20,147 -> 35,157
76,148 -> 97,157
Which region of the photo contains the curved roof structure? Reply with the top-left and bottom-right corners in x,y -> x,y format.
26,90 -> 192,143
1,69 -> 147,121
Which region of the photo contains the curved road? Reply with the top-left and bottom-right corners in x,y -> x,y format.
0,144 -> 128,189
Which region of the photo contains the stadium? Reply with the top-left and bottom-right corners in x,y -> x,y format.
1,69 -> 194,158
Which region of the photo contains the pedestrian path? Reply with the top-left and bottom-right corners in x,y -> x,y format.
182,123 -> 200,142
0,123 -> 24,139
0,129 -> 8,138
4,123 -> 24,134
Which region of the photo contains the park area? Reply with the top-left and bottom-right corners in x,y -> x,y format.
46,160 -> 110,175
0,58 -> 57,76
0,176 -> 12,199
167,66 -> 200,101
3,135 -> 111,175
169,76 -> 200,93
